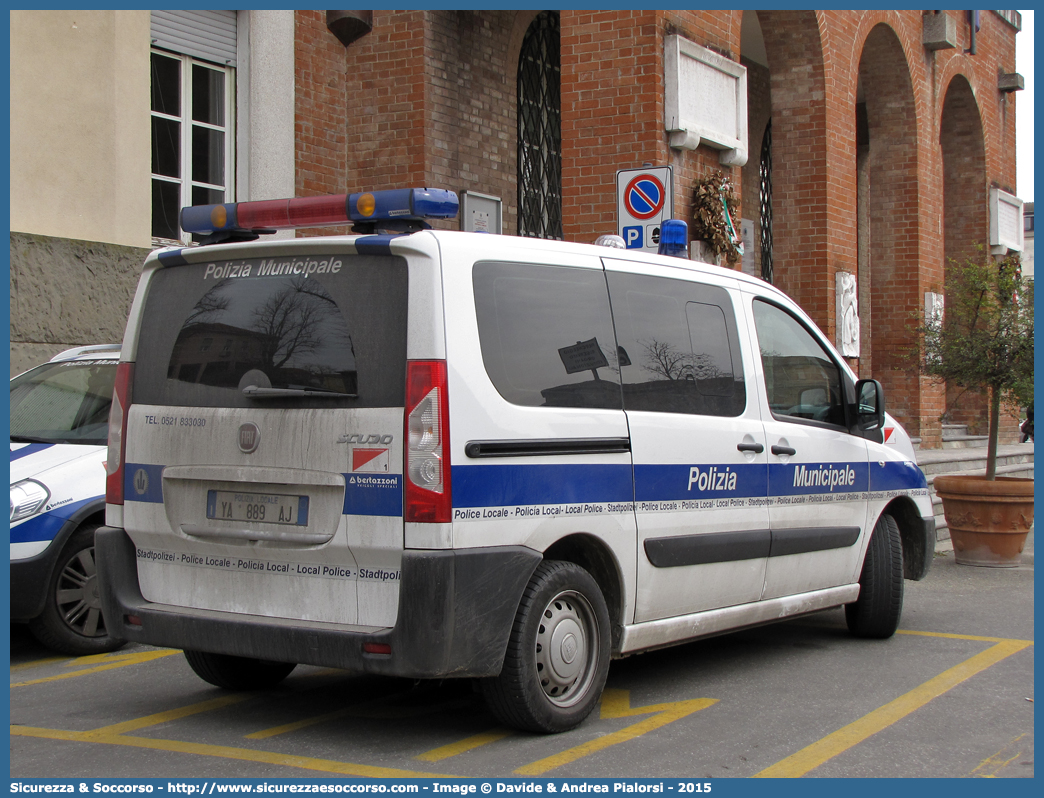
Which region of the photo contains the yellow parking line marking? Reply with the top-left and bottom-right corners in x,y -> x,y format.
416,729 -> 513,762
897,630 -> 1031,644
245,686 -> 413,739
246,707 -> 356,740
90,695 -> 251,735
10,656 -> 70,673
10,724 -> 452,778
754,636 -> 1033,777
969,733 -> 1028,777
11,649 -> 181,688
514,689 -> 717,776
246,690 -> 468,739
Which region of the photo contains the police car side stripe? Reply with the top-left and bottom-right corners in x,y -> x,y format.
635,463 -> 767,501
354,235 -> 400,256
768,462 -> 869,496
157,249 -> 189,267
870,460 -> 929,491
343,473 -> 402,517
452,464 -> 633,508
10,496 -> 98,543
10,443 -> 54,462
124,463 -> 165,503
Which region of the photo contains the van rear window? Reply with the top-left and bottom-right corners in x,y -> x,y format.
133,254 -> 407,408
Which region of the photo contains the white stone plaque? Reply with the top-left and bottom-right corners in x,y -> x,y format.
989,188 -> 1023,254
835,271 -> 860,357
664,35 -> 748,166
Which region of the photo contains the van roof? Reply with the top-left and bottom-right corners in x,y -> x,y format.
146,228 -> 788,305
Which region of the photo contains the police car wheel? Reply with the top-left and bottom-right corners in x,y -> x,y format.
183,650 -> 297,690
27,524 -> 127,656
845,513 -> 904,639
481,560 -> 610,733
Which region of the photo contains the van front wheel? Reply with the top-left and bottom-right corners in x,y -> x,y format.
481,560 -> 610,733
184,650 -> 297,690
846,513 -> 904,639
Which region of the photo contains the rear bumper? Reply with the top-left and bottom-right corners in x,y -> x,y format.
95,526 -> 542,678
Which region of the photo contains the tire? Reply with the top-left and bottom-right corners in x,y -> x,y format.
846,513 -> 904,639
183,650 -> 297,690
481,560 -> 611,733
27,524 -> 127,656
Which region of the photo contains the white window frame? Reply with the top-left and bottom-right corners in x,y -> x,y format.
151,48 -> 236,245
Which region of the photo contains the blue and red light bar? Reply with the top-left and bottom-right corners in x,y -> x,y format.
180,188 -> 459,237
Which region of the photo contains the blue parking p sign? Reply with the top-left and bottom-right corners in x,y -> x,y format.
617,166 -> 673,253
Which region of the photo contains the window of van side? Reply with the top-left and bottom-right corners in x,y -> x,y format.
606,273 -> 746,417
473,261 -> 622,409
752,299 -> 846,427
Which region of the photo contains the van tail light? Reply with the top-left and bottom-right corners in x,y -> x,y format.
105,362 -> 134,505
404,360 -> 451,523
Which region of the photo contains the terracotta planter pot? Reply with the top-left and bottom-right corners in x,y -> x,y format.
933,475 -> 1034,567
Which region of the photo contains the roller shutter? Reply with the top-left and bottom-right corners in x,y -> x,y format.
151,10 -> 237,68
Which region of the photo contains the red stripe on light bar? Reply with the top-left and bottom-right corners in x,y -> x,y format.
236,199 -> 291,229
287,195 -> 350,227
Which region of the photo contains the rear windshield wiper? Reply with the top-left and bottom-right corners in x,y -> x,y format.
241,385 -> 357,399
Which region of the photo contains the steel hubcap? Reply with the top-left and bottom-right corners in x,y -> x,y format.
535,590 -> 596,707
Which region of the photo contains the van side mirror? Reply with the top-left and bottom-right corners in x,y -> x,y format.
852,379 -> 885,432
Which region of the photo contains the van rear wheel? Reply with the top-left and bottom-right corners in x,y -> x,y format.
846,513 -> 904,638
184,650 -> 297,690
481,560 -> 610,733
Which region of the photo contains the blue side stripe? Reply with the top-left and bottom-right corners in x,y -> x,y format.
11,496 -> 99,543
158,249 -> 189,267
452,464 -> 634,508
870,460 -> 928,491
124,463 -> 165,503
343,473 -> 402,517
769,462 -> 870,496
354,235 -> 401,256
635,463 -> 766,501
11,443 -> 55,462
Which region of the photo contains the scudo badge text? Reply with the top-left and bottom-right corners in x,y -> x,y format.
337,433 -> 394,445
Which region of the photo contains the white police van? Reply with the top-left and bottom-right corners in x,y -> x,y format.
11,344 -> 126,654
97,188 -> 934,733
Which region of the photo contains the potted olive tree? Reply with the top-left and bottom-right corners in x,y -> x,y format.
690,171 -> 743,266
915,251 -> 1034,566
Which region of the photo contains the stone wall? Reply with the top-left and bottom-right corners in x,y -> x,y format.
9,233 -> 149,376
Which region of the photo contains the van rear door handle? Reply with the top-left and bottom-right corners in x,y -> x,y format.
737,442 -> 764,453
771,445 -> 797,456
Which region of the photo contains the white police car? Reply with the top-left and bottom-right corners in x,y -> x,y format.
11,344 -> 126,654
97,189 -> 934,732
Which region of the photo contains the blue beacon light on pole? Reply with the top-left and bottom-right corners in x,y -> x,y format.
657,219 -> 689,258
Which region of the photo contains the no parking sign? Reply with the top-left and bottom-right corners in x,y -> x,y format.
617,166 -> 674,251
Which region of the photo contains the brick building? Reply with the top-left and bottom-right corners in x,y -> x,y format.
9,9 -> 1026,446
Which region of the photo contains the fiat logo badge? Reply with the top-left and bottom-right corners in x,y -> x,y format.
238,423 -> 260,454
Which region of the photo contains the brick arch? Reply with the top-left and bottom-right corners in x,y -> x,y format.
757,10 -> 828,320
857,22 -> 922,433
940,73 -> 989,434
940,74 -> 988,265
507,9 -> 542,64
